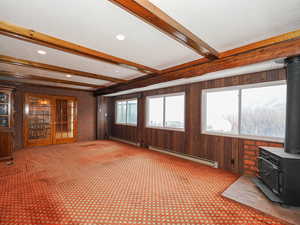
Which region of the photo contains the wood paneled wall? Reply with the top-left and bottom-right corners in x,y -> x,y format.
96,96 -> 111,140
104,68 -> 286,174
0,131 -> 14,159
5,83 -> 97,150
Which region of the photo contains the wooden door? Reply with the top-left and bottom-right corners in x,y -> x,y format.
53,96 -> 77,144
24,94 -> 77,147
24,94 -> 53,147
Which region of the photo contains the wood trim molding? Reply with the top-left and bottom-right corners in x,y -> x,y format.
0,55 -> 125,83
0,71 -> 103,88
0,79 -> 93,92
23,93 -> 78,147
219,29 -> 300,58
95,37 -> 300,95
161,58 -> 210,74
108,0 -> 218,58
0,21 -> 158,73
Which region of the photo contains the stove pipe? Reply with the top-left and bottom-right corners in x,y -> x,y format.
285,55 -> 300,154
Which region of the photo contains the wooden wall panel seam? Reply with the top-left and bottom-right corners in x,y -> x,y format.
102,68 -> 287,174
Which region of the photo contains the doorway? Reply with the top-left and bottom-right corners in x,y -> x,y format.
24,93 -> 77,147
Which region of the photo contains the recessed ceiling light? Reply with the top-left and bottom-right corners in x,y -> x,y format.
37,50 -> 47,55
116,34 -> 126,41
66,74 -> 72,78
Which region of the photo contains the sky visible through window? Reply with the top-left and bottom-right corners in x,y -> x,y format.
165,95 -> 184,129
148,97 -> 164,127
204,83 -> 286,139
116,99 -> 137,125
206,90 -> 239,133
148,94 -> 185,129
241,85 -> 286,138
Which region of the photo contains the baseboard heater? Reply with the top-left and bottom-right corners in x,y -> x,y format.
149,146 -> 218,168
109,136 -> 140,147
108,137 -> 218,168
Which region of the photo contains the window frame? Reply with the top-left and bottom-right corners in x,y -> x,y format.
115,98 -> 138,126
201,80 -> 286,143
146,92 -> 185,132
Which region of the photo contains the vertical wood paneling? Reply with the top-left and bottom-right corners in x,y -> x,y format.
105,68 -> 287,174
0,131 -> 13,159
97,96 -> 109,140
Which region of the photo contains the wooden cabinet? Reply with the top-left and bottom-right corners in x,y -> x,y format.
24,93 -> 77,147
24,94 -> 53,147
0,86 -> 15,161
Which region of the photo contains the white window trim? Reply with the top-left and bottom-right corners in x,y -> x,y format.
201,80 -> 286,143
146,92 -> 185,132
115,98 -> 138,126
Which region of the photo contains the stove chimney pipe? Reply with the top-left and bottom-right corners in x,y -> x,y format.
285,55 -> 300,154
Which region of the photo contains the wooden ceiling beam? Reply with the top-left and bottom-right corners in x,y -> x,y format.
0,71 -> 103,88
95,37 -> 300,95
108,0 -> 218,58
0,78 -> 93,92
0,55 -> 125,83
0,21 -> 158,73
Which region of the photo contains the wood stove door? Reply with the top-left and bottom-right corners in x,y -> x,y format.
258,157 -> 281,195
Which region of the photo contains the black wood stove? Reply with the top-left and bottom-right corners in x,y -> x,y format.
253,55 -> 300,206
255,146 -> 300,206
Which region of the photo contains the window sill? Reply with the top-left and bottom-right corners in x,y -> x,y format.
146,126 -> 185,132
201,131 -> 284,143
115,123 -> 137,127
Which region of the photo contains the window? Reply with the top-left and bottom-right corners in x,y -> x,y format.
148,97 -> 164,127
240,85 -> 286,138
165,95 -> 185,129
116,101 -> 127,124
202,81 -> 286,141
147,93 -> 185,130
126,99 -> 138,125
115,99 -> 137,125
205,90 -> 239,134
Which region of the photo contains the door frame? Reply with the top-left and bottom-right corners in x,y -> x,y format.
53,95 -> 78,145
23,93 -> 78,147
23,93 -> 54,147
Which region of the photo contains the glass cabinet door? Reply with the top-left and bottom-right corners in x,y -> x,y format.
0,91 -> 10,128
54,98 -> 77,144
24,94 -> 77,147
25,95 -> 53,146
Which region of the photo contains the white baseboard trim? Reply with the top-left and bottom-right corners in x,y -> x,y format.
109,136 -> 140,147
149,146 -> 218,168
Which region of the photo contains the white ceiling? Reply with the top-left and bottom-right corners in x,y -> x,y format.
0,0 -> 299,91
0,36 -> 144,81
0,63 -> 111,86
149,0 -> 300,51
0,0 -> 200,70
